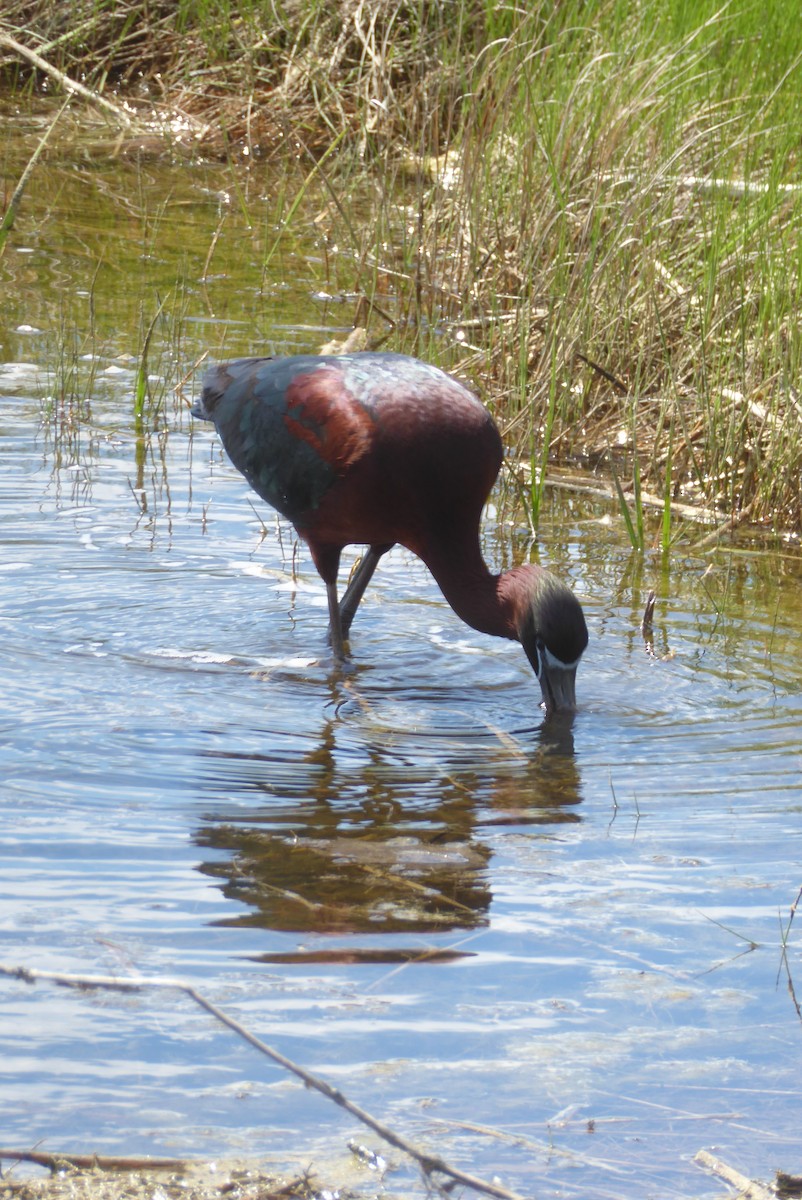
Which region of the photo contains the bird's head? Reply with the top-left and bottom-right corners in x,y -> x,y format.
516,569 -> 588,715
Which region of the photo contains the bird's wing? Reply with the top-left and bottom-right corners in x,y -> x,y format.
202,358 -> 373,523
281,363 -> 374,476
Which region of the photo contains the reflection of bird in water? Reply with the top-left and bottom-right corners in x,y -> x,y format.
192,352 -> 588,712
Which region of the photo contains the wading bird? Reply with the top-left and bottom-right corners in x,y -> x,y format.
192,352 -> 588,712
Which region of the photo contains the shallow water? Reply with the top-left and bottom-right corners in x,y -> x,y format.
2,111 -> 802,1198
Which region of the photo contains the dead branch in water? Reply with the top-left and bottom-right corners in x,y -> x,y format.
0,961 -> 528,1200
0,32 -> 137,127
0,1149 -> 191,1174
693,1149 -> 775,1200
692,500 -> 757,552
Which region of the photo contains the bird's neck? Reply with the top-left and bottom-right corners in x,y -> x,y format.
419,537 -> 534,642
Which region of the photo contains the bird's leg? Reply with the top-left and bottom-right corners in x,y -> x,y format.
326,580 -> 347,660
339,543 -> 392,636
310,543 -> 349,660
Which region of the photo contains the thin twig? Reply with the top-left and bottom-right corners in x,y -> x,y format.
0,962 -> 529,1200
777,884 -> 802,1023
575,352 -> 628,395
0,96 -> 71,256
0,1149 -> 191,1173
692,499 -> 756,552
0,32 -> 137,127
201,212 -> 227,283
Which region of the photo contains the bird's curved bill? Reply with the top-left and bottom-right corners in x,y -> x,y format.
540,665 -> 578,715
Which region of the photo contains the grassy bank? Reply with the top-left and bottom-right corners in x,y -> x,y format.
3,0 -> 802,536
431,1 -> 802,539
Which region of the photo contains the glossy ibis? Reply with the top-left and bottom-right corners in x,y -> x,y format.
192,352 -> 588,712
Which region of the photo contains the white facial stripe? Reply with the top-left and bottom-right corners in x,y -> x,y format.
540,645 -> 582,673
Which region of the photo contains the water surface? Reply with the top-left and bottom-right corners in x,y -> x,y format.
1,113 -> 802,1198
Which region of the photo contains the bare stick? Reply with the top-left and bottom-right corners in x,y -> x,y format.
692,500 -> 755,552
0,962 -> 529,1200
0,1149 -> 191,1173
575,351 -> 628,395
693,1149 -> 775,1200
0,32 -> 135,127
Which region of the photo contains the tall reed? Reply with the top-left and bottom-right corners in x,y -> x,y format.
407,0 -> 802,531
5,0 -> 802,530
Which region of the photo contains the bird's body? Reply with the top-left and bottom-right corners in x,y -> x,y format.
193,352 -> 588,711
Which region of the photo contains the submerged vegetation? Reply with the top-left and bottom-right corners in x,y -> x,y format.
3,0 -> 802,534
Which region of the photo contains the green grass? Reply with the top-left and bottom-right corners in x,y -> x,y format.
418,0 -> 802,533
3,0 -> 802,533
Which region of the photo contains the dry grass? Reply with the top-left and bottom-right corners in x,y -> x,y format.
0,0 -> 466,157
3,0 -> 802,535
0,1161 -> 320,1200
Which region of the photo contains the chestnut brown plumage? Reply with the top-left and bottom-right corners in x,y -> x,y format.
192,352 -> 588,712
